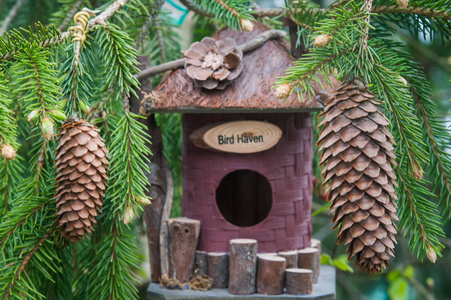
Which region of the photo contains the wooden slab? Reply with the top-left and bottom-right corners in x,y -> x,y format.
229,239 -> 258,295
190,121 -> 282,154
168,217 -> 201,282
285,268 -> 313,295
256,254 -> 286,295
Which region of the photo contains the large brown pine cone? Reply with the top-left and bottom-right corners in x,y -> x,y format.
317,81 -> 398,273
55,119 -> 109,242
184,37 -> 243,90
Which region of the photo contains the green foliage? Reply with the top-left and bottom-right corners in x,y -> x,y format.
194,0 -> 254,30
75,113 -> 150,299
59,41 -> 92,118
387,266 -> 416,300
0,75 -> 17,147
372,0 -> 451,42
0,2 -> 153,299
277,0 -> 451,262
13,43 -> 65,130
320,254 -> 354,273
1,0 -> 451,298
96,23 -> 141,106
0,23 -> 62,62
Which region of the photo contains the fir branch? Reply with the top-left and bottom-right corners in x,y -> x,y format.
0,201 -> 48,248
2,231 -> 54,299
76,113 -> 150,299
179,0 -> 212,17
0,0 -> 131,62
369,37 -> 451,220
60,41 -> 92,118
193,0 -> 254,30
0,24 -> 64,61
0,74 -> 18,149
0,0 -> 26,37
107,113 -> 151,215
328,0 -> 352,10
0,158 -> 23,214
413,92 -> 451,218
361,0 -> 373,50
372,2 -> 451,41
396,172 -> 445,261
0,186 -> 58,299
12,44 -> 63,138
373,5 -> 451,20
96,23 -> 141,111
57,0 -> 85,32
135,0 -> 166,50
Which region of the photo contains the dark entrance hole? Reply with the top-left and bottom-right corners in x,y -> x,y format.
216,170 -> 272,227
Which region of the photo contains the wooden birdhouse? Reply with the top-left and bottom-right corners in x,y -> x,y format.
136,22 -> 338,298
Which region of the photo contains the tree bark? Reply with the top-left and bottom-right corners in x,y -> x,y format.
130,55 -> 166,282
285,268 -> 313,295
168,217 -> 201,282
256,254 -> 286,295
228,239 -> 258,295
207,252 -> 229,288
194,250 -> 209,276
277,250 -> 298,269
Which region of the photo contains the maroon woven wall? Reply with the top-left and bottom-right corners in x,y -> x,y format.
182,113 -> 313,253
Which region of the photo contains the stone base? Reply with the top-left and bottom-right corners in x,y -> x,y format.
147,265 -> 335,300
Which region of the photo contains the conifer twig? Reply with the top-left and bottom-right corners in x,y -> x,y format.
3,230 -> 54,299
1,0 -> 129,61
361,0 -> 373,50
0,0 -> 25,37
35,140 -> 47,194
0,202 -> 48,247
179,0 -> 211,17
373,5 -> 451,19
412,90 -> 451,211
57,0 -> 84,32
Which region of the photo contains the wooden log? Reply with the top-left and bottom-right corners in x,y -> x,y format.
298,247 -> 319,284
285,268 -> 313,295
256,254 -> 286,295
207,252 -> 229,288
194,251 -> 208,276
311,239 -> 322,283
277,250 -> 298,269
229,239 -> 258,295
130,55 -> 165,282
168,217 -> 201,282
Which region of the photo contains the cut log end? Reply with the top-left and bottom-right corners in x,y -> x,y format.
277,250 -> 298,269
285,268 -> 313,295
256,255 -> 286,295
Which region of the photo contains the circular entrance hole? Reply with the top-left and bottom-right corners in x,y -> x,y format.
216,170 -> 272,227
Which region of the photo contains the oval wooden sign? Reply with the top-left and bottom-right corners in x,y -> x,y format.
196,121 -> 282,154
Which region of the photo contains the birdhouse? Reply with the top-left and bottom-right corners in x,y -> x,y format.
140,22 -> 338,298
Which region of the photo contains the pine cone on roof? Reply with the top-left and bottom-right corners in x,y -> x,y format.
55,119 -> 109,242
184,37 -> 243,90
317,81 -> 398,273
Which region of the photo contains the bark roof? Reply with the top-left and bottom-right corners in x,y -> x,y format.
150,22 -> 338,113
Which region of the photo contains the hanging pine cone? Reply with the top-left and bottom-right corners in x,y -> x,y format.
55,119 -> 109,242
317,81 -> 398,273
184,37 -> 243,90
